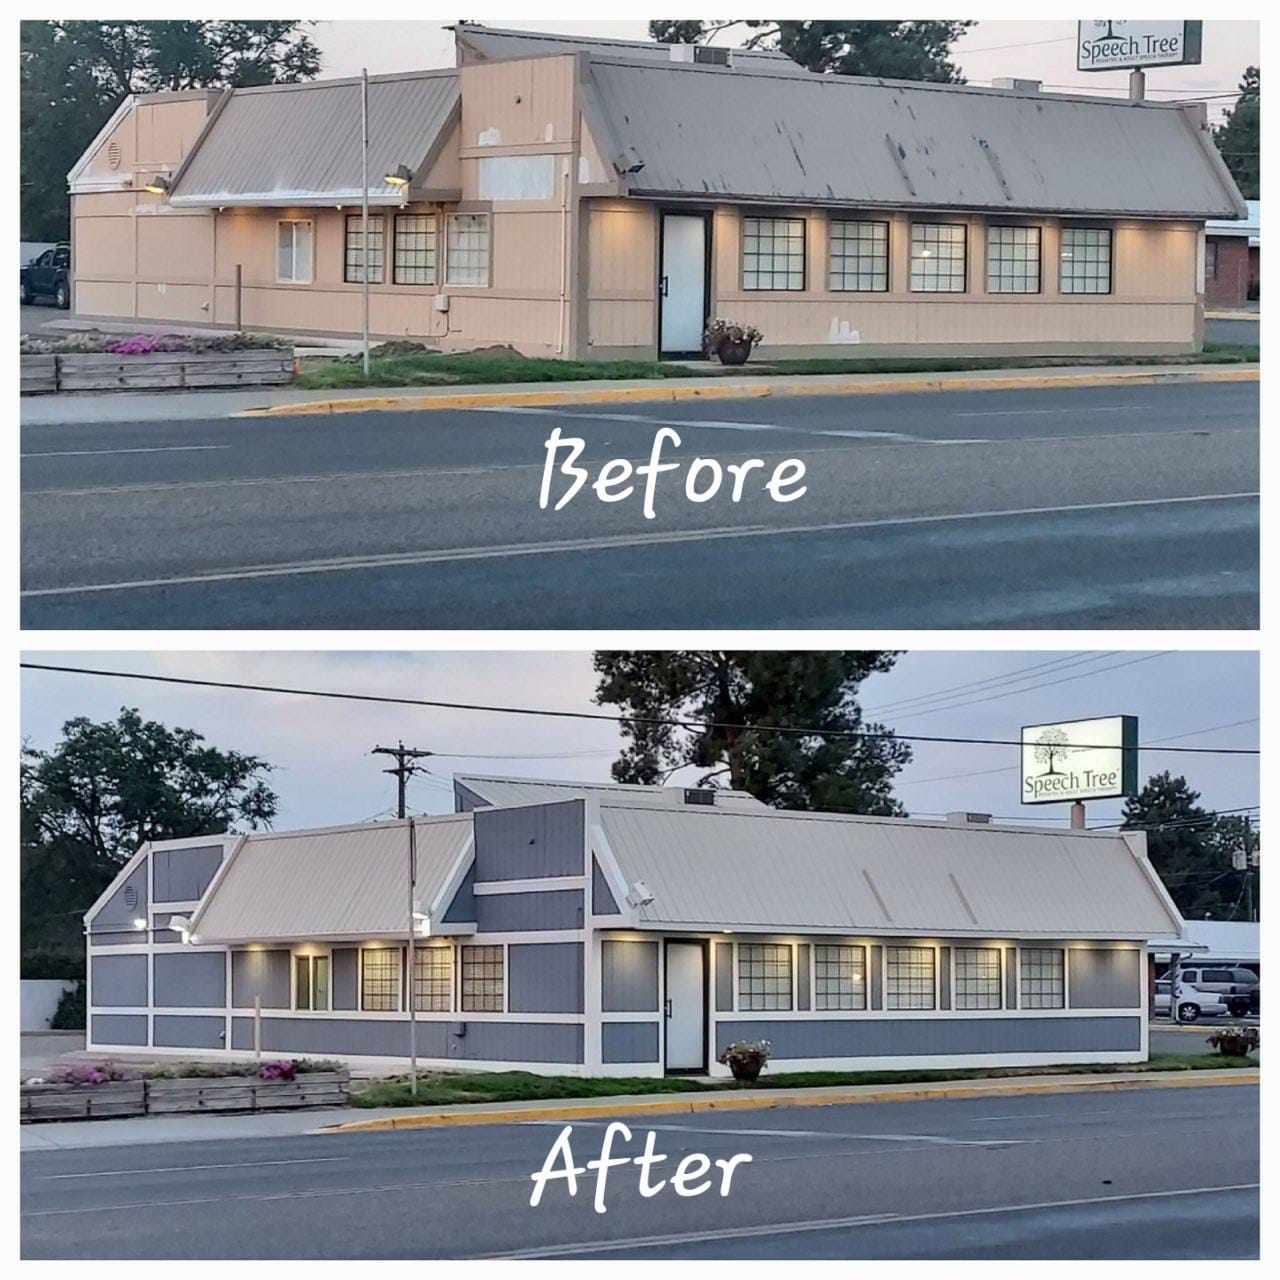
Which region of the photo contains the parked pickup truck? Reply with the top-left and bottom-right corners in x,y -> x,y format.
21,243 -> 70,309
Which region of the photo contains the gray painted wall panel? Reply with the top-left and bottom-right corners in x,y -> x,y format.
797,944 -> 811,1011
442,866 -> 476,923
602,1021 -> 660,1063
90,932 -> 146,946
939,946 -> 951,1011
475,888 -> 583,933
509,942 -> 584,1013
602,940 -> 659,1012
454,783 -> 488,812
153,951 -> 226,1008
870,945 -> 883,1010
717,1015 -> 1142,1060
474,800 -> 584,881
153,1014 -> 226,1049
230,1016 -> 583,1062
91,1013 -> 148,1045
232,949 -> 292,1009
715,941 -> 733,1012
332,948 -> 358,1010
152,844 -> 224,903
90,862 -> 148,934
1069,948 -> 1142,1009
91,954 -> 148,1006
592,858 -> 621,915
1005,947 -> 1018,1009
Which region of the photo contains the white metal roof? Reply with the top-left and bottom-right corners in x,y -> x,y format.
455,772 -> 768,811
1149,919 -> 1258,961
598,804 -> 1183,939
188,815 -> 473,943
1207,199 -> 1260,244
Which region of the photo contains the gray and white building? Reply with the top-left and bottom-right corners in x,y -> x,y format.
85,774 -> 1186,1077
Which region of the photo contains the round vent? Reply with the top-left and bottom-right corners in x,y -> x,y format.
106,140 -> 122,170
123,884 -> 138,909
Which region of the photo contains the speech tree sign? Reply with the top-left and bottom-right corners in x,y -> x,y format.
1077,21 -> 1203,72
1020,715 -> 1139,806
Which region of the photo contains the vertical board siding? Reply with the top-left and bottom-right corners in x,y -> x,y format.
870,945 -> 884,1010
1005,946 -> 1018,1009
602,1021 -> 660,1064
715,941 -> 734,1012
152,845 -> 224,903
473,800 -> 585,881
91,1013 -> 149,1045
601,940 -> 659,1012
797,944 -> 811,1011
475,888 -> 583,933
939,945 -> 952,1011
331,948 -> 359,1010
592,858 -> 621,915
231,949 -> 292,1009
508,942 -> 584,1013
90,862 -> 149,934
90,954 -> 148,1006
442,867 -> 476,923
1068,948 -> 1142,1009
152,951 -> 226,1008
153,1015 -> 226,1049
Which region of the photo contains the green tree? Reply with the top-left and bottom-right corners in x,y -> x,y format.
593,651 -> 910,813
648,19 -> 975,82
20,20 -> 321,241
21,708 -> 278,974
1121,772 -> 1258,919
1213,65 -> 1259,200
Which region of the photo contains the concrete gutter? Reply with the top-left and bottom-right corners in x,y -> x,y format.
319,1068 -> 1259,1134
243,364 -> 1259,418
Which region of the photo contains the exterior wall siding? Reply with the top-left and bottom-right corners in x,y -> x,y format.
153,1014 -> 226,1049
442,867 -> 476,923
602,1021 -> 660,1064
475,888 -> 583,933
1068,947 -> 1143,1009
601,940 -> 659,1012
90,1013 -> 148,1045
592,857 -> 621,915
152,950 -> 226,1008
714,940 -> 733,1012
231,948 -> 292,1009
473,800 -> 585,882
90,954 -> 148,1006
508,942 -> 584,1013
89,862 -> 148,936
152,844 -> 223,903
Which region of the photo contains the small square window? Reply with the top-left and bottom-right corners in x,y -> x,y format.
829,220 -> 889,292
742,216 -> 806,291
954,947 -> 1002,1010
737,943 -> 793,1010
345,214 -> 384,284
413,945 -> 453,1012
886,946 -> 936,1009
1020,947 -> 1065,1009
987,226 -> 1041,294
395,214 -> 437,285
462,944 -> 504,1011
910,223 -> 966,293
361,947 -> 401,1011
446,214 -> 491,287
1060,227 -> 1112,294
814,944 -> 867,1010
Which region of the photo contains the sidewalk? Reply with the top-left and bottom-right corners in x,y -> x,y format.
20,362 -> 1259,428
21,1067 -> 1258,1152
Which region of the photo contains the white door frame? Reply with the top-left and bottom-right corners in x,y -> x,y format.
659,212 -> 710,356
663,939 -> 707,1072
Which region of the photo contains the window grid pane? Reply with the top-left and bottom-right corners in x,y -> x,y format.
413,945 -> 453,1012
829,220 -> 889,292
910,223 -> 966,292
446,214 -> 491,286
987,225 -> 1041,294
814,944 -> 867,1010
1060,227 -> 1112,294
954,947 -> 1002,1010
344,214 -> 384,284
742,216 -> 806,291
1020,947 -> 1065,1008
361,947 -> 400,1011
737,943 -> 793,1010
462,944 -> 504,1012
395,214 -> 437,285
886,946 -> 936,1009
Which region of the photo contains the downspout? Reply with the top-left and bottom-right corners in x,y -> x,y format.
557,160 -> 571,355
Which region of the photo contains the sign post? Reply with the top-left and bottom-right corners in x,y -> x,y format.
1021,715 -> 1139,823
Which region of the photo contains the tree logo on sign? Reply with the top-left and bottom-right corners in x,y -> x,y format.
1033,728 -> 1075,776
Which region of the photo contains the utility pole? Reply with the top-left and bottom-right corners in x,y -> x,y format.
372,741 -> 434,818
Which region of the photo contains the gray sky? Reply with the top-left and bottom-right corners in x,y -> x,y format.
308,19 -> 1259,125
21,650 -> 1258,833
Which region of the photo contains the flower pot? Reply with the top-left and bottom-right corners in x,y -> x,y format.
717,338 -> 753,366
728,1059 -> 762,1084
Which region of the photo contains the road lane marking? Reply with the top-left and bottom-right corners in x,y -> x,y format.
21,445 -> 232,459
20,490 -> 1260,601
523,1119 -> 1017,1146
470,1182 -> 1261,1259
950,406 -> 1133,418
41,1155 -> 349,1180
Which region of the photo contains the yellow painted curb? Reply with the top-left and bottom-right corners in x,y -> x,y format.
243,365 -> 1258,418
320,1070 -> 1258,1134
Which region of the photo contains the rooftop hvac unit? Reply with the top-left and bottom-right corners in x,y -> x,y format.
946,811 -> 992,825
683,788 -> 716,806
669,45 -> 732,67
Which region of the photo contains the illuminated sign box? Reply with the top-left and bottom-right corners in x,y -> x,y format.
1077,21 -> 1203,72
1021,715 -> 1139,805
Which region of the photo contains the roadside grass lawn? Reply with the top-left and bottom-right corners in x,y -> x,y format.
351,1052 -> 1254,1109
294,342 -> 1258,391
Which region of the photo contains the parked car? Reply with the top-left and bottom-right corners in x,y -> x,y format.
1154,979 -> 1173,1017
21,243 -> 70,308
1175,966 -> 1259,1017
1171,978 -> 1230,1023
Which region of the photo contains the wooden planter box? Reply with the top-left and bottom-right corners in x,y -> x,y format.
19,350 -> 293,394
20,1069 -> 349,1123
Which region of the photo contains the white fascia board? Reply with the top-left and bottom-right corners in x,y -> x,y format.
169,191 -> 405,209
185,832 -> 248,936
83,842 -> 151,927
1119,829 -> 1187,939
424,832 -> 475,924
67,95 -> 135,187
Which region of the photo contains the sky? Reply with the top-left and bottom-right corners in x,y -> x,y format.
307,18 -> 1259,125
20,650 -> 1259,834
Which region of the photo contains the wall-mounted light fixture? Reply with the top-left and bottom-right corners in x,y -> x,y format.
144,175 -> 170,195
384,164 -> 413,188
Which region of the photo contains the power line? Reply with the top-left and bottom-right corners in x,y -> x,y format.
19,662 -> 1261,756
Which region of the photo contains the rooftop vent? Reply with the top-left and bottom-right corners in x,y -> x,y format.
670,44 -> 732,67
946,811 -> 993,826
991,77 -> 1041,93
683,788 -> 717,806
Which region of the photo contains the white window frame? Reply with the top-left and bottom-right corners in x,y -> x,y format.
412,942 -> 455,1013
953,946 -> 1003,1011
445,212 -> 492,287
359,945 -> 403,1012
987,225 -> 1042,294
292,950 -> 332,1012
1019,946 -> 1066,1009
1059,226 -> 1113,295
812,943 -> 868,1011
741,215 -> 807,292
909,222 -> 967,293
736,941 -> 794,1011
461,942 -> 505,1012
885,945 -> 937,1010
275,218 -> 314,285
828,218 -> 889,293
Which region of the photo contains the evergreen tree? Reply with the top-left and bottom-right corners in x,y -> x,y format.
1213,66 -> 1259,200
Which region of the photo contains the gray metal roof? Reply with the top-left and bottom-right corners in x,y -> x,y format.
454,23 -> 809,74
456,773 -> 768,812
587,58 -> 1245,218
598,805 -> 1182,938
169,71 -> 459,208
188,815 -> 472,943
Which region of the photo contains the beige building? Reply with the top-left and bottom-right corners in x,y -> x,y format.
68,24 -> 1246,360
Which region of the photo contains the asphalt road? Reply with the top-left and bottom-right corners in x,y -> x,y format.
21,380 -> 1258,629
21,1084 -> 1257,1259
